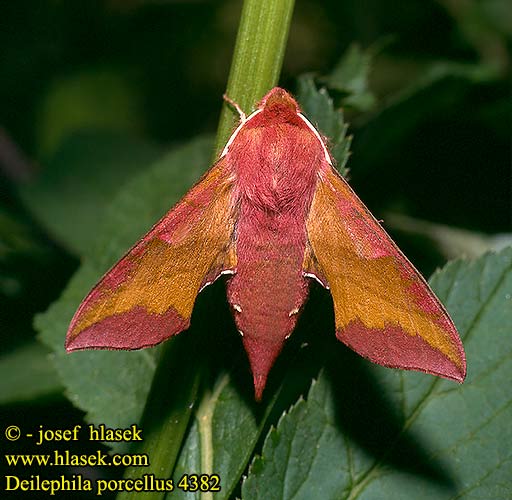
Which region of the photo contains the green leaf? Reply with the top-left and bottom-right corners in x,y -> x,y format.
18,131 -> 161,257
243,378 -> 351,500
0,342 -> 62,404
296,75 -> 351,176
171,376 -> 260,500
324,42 -> 378,111
36,136 -> 213,434
243,247 -> 512,499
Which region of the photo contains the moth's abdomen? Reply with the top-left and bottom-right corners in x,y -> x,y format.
226,205 -> 310,400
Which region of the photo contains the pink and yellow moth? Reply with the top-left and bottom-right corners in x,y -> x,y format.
66,87 -> 466,400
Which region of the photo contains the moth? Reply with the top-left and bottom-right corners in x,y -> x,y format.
66,87 -> 466,400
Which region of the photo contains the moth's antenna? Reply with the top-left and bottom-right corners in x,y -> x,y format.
223,94 -> 246,122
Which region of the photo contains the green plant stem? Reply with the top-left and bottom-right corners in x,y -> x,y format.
118,337 -> 200,500
214,0 -> 296,156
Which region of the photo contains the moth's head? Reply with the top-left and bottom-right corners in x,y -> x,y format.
259,87 -> 301,115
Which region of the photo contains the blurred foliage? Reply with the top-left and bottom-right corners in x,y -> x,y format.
19,131 -> 161,255
36,68 -> 146,158
0,0 -> 510,499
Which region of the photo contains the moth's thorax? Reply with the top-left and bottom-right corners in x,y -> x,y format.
227,117 -> 322,213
